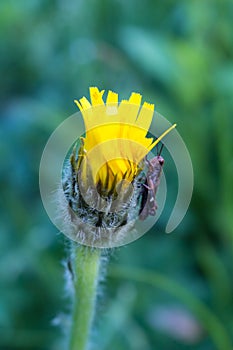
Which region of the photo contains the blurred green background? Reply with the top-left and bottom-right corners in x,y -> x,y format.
1,0 -> 233,349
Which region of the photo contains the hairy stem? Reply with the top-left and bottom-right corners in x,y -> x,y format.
69,245 -> 101,350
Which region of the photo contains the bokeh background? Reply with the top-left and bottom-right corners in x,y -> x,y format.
1,0 -> 233,349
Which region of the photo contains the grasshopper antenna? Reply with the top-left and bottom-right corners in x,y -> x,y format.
157,142 -> 164,156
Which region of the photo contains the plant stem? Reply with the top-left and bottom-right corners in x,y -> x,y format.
69,245 -> 101,350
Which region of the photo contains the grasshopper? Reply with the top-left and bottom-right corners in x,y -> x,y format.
139,144 -> 164,220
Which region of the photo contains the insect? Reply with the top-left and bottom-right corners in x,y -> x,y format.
139,144 -> 164,220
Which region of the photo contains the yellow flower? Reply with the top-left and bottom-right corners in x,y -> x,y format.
74,87 -> 175,196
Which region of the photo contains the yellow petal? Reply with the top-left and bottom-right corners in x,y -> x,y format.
74,99 -> 83,111
90,87 -> 105,106
128,92 -> 142,106
79,96 -> 92,111
106,90 -> 118,105
147,124 -> 177,152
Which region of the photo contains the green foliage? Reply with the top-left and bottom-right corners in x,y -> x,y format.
0,0 -> 232,349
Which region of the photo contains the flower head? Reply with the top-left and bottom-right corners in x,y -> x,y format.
62,87 -> 176,247
74,87 -> 175,196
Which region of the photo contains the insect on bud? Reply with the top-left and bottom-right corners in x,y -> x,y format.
139,154 -> 164,220
56,87 -> 176,248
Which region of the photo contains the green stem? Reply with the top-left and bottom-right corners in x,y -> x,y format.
69,245 -> 101,350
